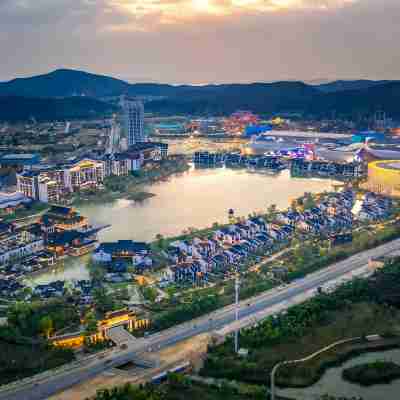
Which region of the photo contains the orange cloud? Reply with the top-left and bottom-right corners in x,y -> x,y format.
100,0 -> 358,31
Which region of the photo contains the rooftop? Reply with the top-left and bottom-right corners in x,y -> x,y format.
1,153 -> 39,160
96,240 -> 149,254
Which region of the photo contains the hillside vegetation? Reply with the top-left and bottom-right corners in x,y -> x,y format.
1,69 -> 400,120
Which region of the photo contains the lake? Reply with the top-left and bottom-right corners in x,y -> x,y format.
29,166 -> 337,285
280,348 -> 400,400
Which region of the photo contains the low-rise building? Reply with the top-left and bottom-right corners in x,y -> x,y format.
0,233 -> 44,265
52,308 -> 149,349
43,205 -> 89,231
92,240 -> 151,267
0,153 -> 40,171
0,191 -> 31,210
17,170 -> 40,199
103,152 -> 143,177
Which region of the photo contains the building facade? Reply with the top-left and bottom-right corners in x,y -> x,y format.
365,160 -> 400,197
38,176 -> 60,203
17,171 -> 40,199
123,99 -> 145,146
17,159 -> 105,203
66,159 -> 105,191
103,153 -> 142,177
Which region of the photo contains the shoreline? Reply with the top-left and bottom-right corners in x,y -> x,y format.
278,339 -> 400,389
26,184 -> 340,284
72,156 -> 190,207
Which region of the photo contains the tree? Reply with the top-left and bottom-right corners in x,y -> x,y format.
155,233 -> 165,249
39,316 -> 54,338
7,302 -> 33,333
93,287 -> 115,315
89,260 -> 106,285
303,192 -> 316,209
85,311 -> 98,335
141,284 -> 158,303
267,204 -> 277,215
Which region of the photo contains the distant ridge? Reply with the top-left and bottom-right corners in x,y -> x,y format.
0,69 -> 132,98
1,69 -> 399,120
315,80 -> 395,93
0,96 -> 117,121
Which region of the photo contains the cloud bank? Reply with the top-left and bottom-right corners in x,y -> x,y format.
1,0 -> 399,83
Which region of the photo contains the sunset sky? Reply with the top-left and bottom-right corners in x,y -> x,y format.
1,0 -> 399,83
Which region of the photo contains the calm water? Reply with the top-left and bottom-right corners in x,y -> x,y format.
29,167 -> 337,285
280,349 -> 400,400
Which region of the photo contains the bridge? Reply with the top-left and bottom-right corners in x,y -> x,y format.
106,326 -> 137,347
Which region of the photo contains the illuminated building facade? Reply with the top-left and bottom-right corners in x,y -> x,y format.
365,160 -> 400,197
51,309 -> 149,349
65,159 -> 105,191
223,110 -> 260,135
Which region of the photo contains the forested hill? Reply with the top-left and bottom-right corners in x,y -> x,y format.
1,69 -> 399,120
0,96 -> 116,121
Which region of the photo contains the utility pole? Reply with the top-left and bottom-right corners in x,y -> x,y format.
234,266 -> 240,353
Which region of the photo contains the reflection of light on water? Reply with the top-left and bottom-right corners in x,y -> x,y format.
30,254 -> 91,286
352,199 -> 363,215
116,199 -> 134,208
33,167 -> 338,285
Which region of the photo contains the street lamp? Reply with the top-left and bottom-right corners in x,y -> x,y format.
234,265 -> 240,354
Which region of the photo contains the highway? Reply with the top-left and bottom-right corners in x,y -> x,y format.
2,237 -> 400,400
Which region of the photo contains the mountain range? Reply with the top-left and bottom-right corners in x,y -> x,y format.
0,69 -> 399,121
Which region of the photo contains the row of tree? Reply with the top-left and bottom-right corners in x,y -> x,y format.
203,258 -> 400,383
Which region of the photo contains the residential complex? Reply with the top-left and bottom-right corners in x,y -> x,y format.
15,142 -> 168,204
160,189 -> 391,286
17,159 -> 104,203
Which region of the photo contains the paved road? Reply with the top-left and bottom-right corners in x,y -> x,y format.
2,238 -> 400,400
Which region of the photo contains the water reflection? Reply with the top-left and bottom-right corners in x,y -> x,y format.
31,167 -> 337,284
280,349 -> 400,400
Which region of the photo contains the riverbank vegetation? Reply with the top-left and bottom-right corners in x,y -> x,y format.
201,258 -> 400,388
73,155 -> 190,205
342,361 -> 400,386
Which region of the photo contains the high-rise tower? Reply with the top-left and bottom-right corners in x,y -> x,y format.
123,98 -> 145,146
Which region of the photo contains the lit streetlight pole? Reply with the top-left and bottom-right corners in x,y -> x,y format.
234,268 -> 240,353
